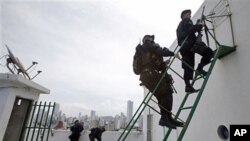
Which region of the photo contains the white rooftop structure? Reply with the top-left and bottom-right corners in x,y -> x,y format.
0,73 -> 49,141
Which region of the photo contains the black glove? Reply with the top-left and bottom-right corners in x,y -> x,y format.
195,24 -> 203,32
196,19 -> 201,24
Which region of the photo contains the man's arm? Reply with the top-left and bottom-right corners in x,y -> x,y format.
153,45 -> 175,57
143,42 -> 177,58
183,19 -> 203,34
70,126 -> 74,132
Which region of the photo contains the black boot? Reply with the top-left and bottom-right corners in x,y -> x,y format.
170,117 -> 184,127
184,79 -> 198,93
196,64 -> 207,76
185,85 -> 199,93
159,116 -> 176,129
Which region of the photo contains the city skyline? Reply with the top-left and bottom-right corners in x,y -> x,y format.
127,100 -> 133,124
57,100 -> 134,118
1,0 -> 204,117
52,100 -> 140,131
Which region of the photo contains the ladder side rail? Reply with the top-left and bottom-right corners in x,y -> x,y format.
177,47 -> 221,141
117,88 -> 156,140
163,38 -> 207,141
166,65 -> 184,80
119,35 -> 189,141
163,7 -> 235,140
165,34 -> 190,68
178,58 -> 206,79
163,71 -> 201,140
119,44 -> 184,140
118,36 -> 189,141
118,102 -> 148,140
163,86 -> 193,140
119,92 -> 158,141
150,98 -> 185,123
161,35 -> 194,141
119,69 -> 172,141
164,33 -> 222,141
145,101 -> 162,115
121,65 -> 174,140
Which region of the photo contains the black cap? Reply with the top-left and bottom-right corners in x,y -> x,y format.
142,35 -> 155,43
181,9 -> 191,19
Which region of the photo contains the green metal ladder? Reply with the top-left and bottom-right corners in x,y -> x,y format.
117,38 -> 183,141
117,28 -> 236,141
163,44 -> 236,141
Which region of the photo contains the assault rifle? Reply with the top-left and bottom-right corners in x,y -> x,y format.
195,6 -> 216,47
196,6 -> 206,43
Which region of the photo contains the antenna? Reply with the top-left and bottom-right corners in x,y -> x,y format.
15,57 -> 31,79
31,70 -> 42,80
5,44 -> 42,80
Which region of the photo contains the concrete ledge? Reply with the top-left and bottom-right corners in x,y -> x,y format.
0,73 -> 50,94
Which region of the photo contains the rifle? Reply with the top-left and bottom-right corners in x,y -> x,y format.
196,6 -> 206,43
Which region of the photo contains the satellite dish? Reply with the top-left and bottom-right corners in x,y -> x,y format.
5,44 -> 31,80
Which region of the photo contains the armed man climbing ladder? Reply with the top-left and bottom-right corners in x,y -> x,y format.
118,5 -> 236,141
133,35 -> 183,129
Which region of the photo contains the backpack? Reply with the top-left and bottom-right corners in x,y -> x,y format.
133,44 -> 143,75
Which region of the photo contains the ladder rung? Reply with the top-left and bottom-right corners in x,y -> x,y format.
195,75 -> 205,80
187,89 -> 200,94
181,106 -> 193,110
194,71 -> 207,79
209,59 -> 214,64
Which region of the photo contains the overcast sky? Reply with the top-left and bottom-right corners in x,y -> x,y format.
0,0 -> 204,117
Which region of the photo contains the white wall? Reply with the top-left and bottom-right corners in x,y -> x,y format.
143,0 -> 250,140
0,87 -> 39,140
39,130 -> 143,141
0,73 -> 49,140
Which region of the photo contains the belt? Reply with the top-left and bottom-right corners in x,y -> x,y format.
142,68 -> 151,73
141,68 -> 159,74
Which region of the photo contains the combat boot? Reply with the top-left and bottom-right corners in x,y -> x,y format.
170,117 -> 184,127
196,64 -> 207,76
185,85 -> 199,93
159,116 -> 176,129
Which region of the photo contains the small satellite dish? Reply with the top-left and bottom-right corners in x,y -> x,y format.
5,44 -> 19,67
5,44 -> 31,79
15,57 -> 31,79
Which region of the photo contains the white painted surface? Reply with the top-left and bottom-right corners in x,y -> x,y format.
143,0 -> 250,141
0,73 -> 50,141
27,130 -> 143,141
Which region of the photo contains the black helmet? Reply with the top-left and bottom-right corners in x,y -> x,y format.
181,9 -> 191,19
142,35 -> 154,43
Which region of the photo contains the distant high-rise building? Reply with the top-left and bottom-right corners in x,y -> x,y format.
90,110 -> 96,120
54,103 -> 60,115
120,112 -> 126,128
99,118 -> 105,127
101,116 -> 114,123
114,114 -> 120,130
127,100 -> 133,123
138,115 -> 143,130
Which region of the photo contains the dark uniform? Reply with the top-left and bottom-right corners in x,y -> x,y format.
89,127 -> 105,141
69,120 -> 84,141
139,35 -> 183,129
177,9 -> 213,92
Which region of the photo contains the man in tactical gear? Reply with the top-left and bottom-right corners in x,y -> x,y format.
69,120 -> 84,141
177,9 -> 213,93
139,35 -> 183,129
89,127 -> 105,141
